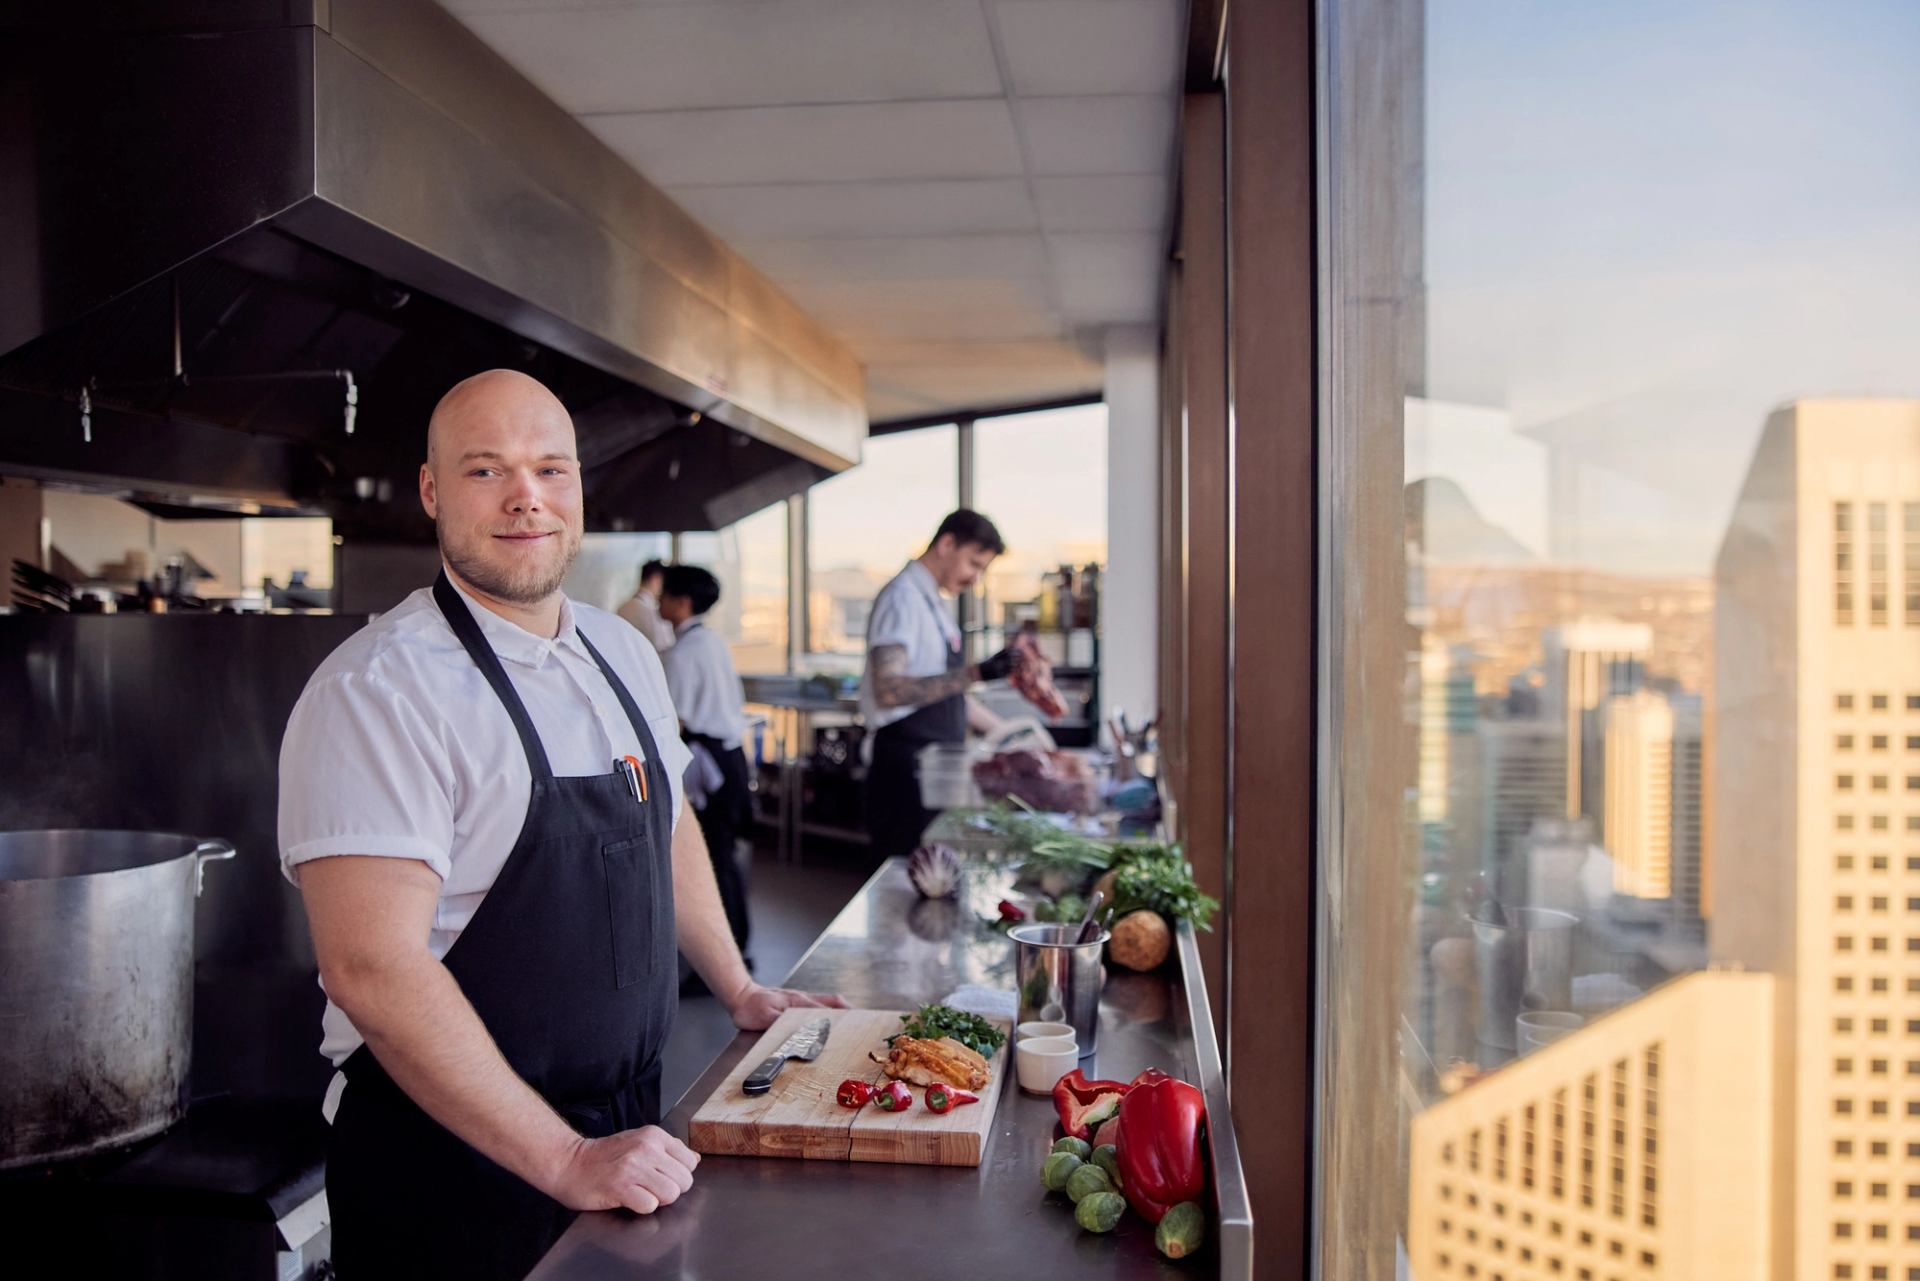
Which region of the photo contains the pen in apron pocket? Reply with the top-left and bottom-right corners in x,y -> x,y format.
623,753 -> 648,803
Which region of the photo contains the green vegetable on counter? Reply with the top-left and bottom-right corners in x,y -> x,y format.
893,1003 -> 1008,1058
1108,845 -> 1220,931
1042,1151 -> 1085,1192
1091,1144 -> 1122,1185
1051,1136 -> 1093,1160
1155,1202 -> 1207,1259
1065,1164 -> 1116,1205
1075,1191 -> 1128,1234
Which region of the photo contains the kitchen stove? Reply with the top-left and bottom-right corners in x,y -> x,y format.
0,1097 -> 329,1280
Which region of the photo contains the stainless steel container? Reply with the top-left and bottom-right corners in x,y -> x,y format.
0,830 -> 235,1168
1009,923 -> 1109,1056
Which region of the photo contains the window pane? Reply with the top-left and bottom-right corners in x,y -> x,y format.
973,403 -> 1108,659
1341,3 -> 1920,1279
678,501 -> 788,674
806,426 -> 956,656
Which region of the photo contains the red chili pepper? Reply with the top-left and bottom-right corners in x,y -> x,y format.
997,899 -> 1026,922
1115,1071 -> 1207,1224
1051,1067 -> 1133,1140
836,1079 -> 874,1109
925,1082 -> 979,1113
872,1080 -> 913,1112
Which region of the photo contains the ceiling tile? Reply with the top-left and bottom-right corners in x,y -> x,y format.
1055,271 -> 1160,323
1032,174 -> 1168,232
867,358 -> 1101,419
993,0 -> 1182,97
587,100 -> 1024,186
447,2 -> 762,12
1019,95 -> 1176,176
735,234 -> 1048,283
782,280 -> 1065,343
1046,231 -> 1162,281
457,0 -> 1000,114
670,180 -> 1037,240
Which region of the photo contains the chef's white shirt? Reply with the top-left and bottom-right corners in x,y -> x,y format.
858,559 -> 963,738
277,573 -> 690,1112
661,618 -> 746,750
616,587 -> 675,652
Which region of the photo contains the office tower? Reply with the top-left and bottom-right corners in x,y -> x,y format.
1481,720 -> 1567,904
1407,970 -> 1776,1281
1544,620 -> 1652,830
1668,693 -> 1705,934
1602,689 -> 1675,900
1711,398 -> 1920,1281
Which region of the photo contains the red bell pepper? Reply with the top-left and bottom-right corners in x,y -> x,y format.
872,1080 -> 913,1111
1115,1070 -> 1206,1224
836,1079 -> 874,1109
1051,1068 -> 1133,1141
924,1082 -> 979,1113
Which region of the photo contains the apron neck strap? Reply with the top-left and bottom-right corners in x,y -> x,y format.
574,627 -> 656,748
432,571 -> 555,781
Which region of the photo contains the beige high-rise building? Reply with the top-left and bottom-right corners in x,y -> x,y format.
1407,970 -> 1776,1281
1712,398 -> 1920,1281
1544,620 -> 1652,826
1602,689 -> 1675,900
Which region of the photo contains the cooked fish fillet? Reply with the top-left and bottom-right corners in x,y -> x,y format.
869,1035 -> 991,1090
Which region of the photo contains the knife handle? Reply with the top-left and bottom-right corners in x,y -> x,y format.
742,1054 -> 787,1095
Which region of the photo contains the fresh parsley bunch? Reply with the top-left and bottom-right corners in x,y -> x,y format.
1109,844 -> 1220,931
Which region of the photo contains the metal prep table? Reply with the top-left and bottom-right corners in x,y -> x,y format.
527,858 -> 1252,1279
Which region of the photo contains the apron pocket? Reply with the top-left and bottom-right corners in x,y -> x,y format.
602,836 -> 657,988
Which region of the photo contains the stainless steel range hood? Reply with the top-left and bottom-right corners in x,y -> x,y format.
0,0 -> 866,531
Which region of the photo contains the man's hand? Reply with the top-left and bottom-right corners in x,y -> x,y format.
544,1127 -> 700,1215
974,644 -> 1024,683
722,981 -> 850,1032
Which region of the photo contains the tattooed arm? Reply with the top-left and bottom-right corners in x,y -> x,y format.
868,644 -> 979,711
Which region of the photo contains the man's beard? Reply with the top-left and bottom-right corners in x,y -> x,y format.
440,524 -> 582,606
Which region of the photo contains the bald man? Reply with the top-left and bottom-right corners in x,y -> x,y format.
278,370 -> 844,1281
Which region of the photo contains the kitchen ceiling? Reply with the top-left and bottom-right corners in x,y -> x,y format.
443,0 -> 1182,423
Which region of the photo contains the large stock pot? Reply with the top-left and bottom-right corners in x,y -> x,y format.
0,830 -> 235,1168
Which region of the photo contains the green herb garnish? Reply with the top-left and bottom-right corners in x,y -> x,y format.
893,1003 -> 1009,1058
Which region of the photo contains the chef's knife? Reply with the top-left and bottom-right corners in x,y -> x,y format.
741,1016 -> 833,1095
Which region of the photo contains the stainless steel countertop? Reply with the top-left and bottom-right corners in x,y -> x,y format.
528,859 -> 1251,1279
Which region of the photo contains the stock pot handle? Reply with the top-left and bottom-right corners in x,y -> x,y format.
192,839 -> 237,896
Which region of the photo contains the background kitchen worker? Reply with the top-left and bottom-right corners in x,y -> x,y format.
617,557 -> 675,652
859,508 -> 1022,861
657,563 -> 754,967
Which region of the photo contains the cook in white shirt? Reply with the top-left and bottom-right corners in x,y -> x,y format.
658,564 -> 753,955
278,370 -> 842,1279
859,509 -> 1024,860
616,559 -> 675,652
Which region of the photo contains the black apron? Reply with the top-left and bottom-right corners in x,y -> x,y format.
865,589 -> 967,861
327,572 -> 679,1281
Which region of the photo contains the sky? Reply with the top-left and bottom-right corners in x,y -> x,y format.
1422,0 -> 1920,576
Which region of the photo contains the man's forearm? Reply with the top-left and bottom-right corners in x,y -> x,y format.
333,953 -> 581,1192
670,799 -> 753,1005
869,643 -> 977,711
966,695 -> 1003,736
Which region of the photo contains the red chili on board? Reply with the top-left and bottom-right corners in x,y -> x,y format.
836,1079 -> 874,1109
924,1082 -> 979,1113
872,1080 -> 914,1112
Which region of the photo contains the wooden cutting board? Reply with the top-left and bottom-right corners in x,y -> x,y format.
686,1007 -> 1010,1167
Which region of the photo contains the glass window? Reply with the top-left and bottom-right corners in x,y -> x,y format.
1350,4 -> 1920,1280
806,426 -> 957,656
677,500 -> 789,674
972,403 -> 1109,657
